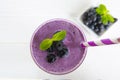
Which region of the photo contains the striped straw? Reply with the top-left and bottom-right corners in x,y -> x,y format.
81,38 -> 120,47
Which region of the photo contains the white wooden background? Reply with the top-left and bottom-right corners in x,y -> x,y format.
0,0 -> 120,80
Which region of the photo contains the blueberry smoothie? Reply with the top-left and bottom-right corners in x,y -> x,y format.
30,19 -> 87,75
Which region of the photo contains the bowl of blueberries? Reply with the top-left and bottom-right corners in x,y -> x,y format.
79,4 -> 118,37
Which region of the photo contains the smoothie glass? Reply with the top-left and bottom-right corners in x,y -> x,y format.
30,19 -> 87,75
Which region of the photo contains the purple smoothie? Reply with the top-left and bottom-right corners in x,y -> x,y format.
30,19 -> 87,75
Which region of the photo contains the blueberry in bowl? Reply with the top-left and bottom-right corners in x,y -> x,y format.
81,4 -> 118,36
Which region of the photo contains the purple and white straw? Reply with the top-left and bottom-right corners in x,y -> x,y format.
81,38 -> 120,47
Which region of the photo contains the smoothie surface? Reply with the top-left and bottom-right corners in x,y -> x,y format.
31,19 -> 87,74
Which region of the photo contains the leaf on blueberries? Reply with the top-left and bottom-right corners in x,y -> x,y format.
101,14 -> 115,24
101,15 -> 108,24
107,14 -> 115,23
96,4 -> 115,24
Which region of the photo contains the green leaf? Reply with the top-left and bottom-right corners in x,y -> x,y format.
107,14 -> 115,23
52,30 -> 66,41
39,30 -> 67,51
96,4 -> 115,24
101,14 -> 115,24
101,15 -> 108,24
96,4 -> 108,15
40,38 -> 53,51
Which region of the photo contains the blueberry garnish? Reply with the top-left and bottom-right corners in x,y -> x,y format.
55,41 -> 64,51
46,40 -> 69,63
46,54 -> 56,63
56,48 -> 68,58
40,30 -> 69,63
43,31 -> 69,63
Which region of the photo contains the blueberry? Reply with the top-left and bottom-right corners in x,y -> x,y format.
47,45 -> 55,52
100,27 -> 105,33
97,24 -> 105,32
87,19 -> 93,25
104,22 -> 111,29
83,12 -> 88,18
84,18 -> 93,26
47,41 -> 63,53
88,23 -> 95,30
96,14 -> 101,21
90,15 -> 97,22
83,12 -> 88,16
46,41 -> 57,52
95,19 -> 102,24
82,12 -> 88,22
97,23 -> 104,28
56,48 -> 68,58
98,20 -> 102,24
93,22 -> 97,26
94,26 -> 100,33
90,25 -> 95,30
46,54 -> 56,63
55,41 -> 64,51
87,11 -> 92,16
104,25 -> 109,29
83,20 -> 89,26
88,8 -> 96,16
88,8 -> 94,12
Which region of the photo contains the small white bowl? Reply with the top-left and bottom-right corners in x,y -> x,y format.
75,4 -> 117,38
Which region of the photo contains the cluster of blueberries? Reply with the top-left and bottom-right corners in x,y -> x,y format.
82,7 -> 117,35
46,41 -> 68,63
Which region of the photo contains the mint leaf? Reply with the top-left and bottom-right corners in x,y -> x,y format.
101,15 -> 108,24
96,4 -> 115,25
52,30 -> 66,41
96,4 -> 108,15
107,14 -> 115,23
39,30 -> 67,51
99,4 -> 108,14
40,39 -> 53,51
101,14 -> 115,24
